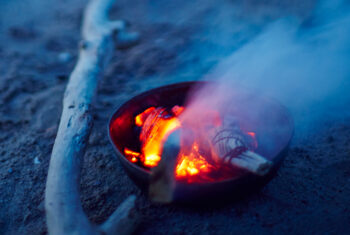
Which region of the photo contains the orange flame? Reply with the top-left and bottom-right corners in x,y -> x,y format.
175,142 -> 213,178
246,131 -> 258,149
139,107 -> 181,167
133,106 -> 219,180
126,106 -> 258,183
124,148 -> 140,157
124,148 -> 140,163
135,107 -> 156,126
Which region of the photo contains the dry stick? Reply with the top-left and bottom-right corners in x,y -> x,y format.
229,150 -> 272,176
149,131 -> 181,203
45,0 -> 139,234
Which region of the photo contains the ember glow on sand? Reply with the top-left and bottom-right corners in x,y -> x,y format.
123,105 -> 258,183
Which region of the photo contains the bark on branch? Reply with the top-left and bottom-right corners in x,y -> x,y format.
45,0 -> 139,234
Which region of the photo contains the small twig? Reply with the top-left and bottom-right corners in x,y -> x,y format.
45,0 -> 139,234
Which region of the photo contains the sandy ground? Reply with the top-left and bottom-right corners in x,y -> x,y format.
0,0 -> 349,234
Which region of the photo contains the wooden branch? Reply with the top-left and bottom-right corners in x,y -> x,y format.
149,131 -> 181,204
45,0 -> 139,234
99,195 -> 139,235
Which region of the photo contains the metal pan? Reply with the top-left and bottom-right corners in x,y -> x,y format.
108,82 -> 294,204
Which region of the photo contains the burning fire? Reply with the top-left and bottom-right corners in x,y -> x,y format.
135,107 -> 181,167
123,105 -> 257,183
175,142 -> 213,177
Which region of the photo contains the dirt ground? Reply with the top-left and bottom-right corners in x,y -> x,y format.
0,0 -> 349,234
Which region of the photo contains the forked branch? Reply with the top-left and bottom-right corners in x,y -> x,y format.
45,0 -> 139,234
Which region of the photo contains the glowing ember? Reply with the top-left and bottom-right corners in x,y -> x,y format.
135,107 -> 156,127
246,132 -> 258,149
124,148 -> 140,163
139,107 -> 181,167
175,142 -> 213,178
123,105 -> 258,183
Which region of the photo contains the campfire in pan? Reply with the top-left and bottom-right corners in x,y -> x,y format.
109,82 -> 293,203
126,105 -> 270,181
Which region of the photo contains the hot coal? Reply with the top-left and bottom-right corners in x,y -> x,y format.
130,104 -> 273,180
109,82 -> 293,203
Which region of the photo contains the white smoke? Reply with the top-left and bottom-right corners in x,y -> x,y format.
184,0 -> 350,132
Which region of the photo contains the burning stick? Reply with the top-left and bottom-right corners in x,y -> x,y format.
45,0 -> 139,234
137,105 -> 272,182
137,107 -> 181,167
149,130 -> 181,203
209,118 -> 272,176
